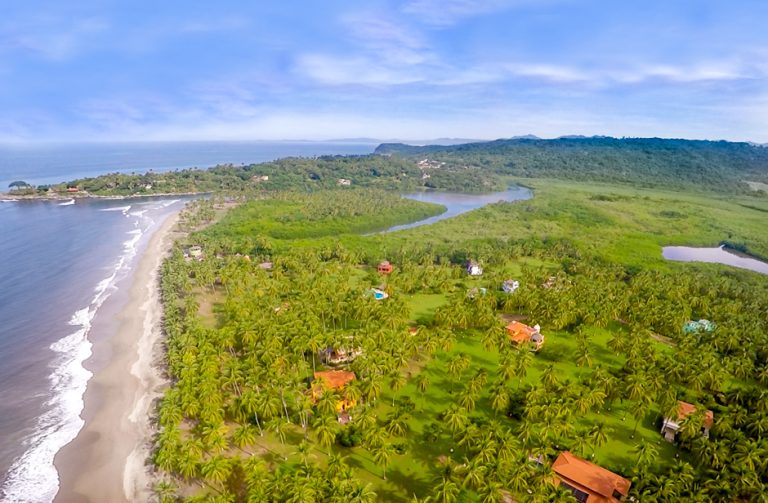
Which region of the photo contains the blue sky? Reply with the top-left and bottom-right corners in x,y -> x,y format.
2,0 -> 767,142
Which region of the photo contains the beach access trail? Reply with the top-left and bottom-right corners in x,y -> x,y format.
53,211 -> 180,503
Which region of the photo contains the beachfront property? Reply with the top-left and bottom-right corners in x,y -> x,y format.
377,260 -> 393,274
184,245 -> 204,261
312,370 -> 356,420
502,279 -> 520,293
661,400 -> 714,442
553,451 -> 631,503
466,260 -> 483,276
506,321 -> 544,351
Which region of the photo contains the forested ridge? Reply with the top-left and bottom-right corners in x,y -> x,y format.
376,137 -> 768,192
20,137 -> 767,198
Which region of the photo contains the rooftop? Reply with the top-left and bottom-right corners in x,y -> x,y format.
553,451 -> 631,501
506,321 -> 538,344
675,400 -> 714,429
314,370 -> 356,390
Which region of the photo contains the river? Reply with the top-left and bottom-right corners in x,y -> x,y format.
662,245 -> 768,275
383,186 -> 533,233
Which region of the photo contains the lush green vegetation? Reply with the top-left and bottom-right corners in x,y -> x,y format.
377,137 -> 768,192
151,179 -> 768,502
203,190 -> 445,241
19,136 -> 768,198
42,153 -> 505,196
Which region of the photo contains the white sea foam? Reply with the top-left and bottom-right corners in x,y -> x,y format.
0,310 -> 93,503
0,207 -> 156,502
99,205 -> 131,213
57,199 -> 75,206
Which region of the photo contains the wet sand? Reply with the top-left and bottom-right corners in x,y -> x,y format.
53,212 -> 179,503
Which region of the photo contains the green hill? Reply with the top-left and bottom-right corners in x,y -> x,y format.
375,137 -> 768,192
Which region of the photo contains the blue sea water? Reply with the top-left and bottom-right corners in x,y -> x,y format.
0,140 -> 376,188
0,141 -> 375,501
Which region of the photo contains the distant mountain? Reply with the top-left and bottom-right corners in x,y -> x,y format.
329,137 -> 486,146
375,136 -> 768,192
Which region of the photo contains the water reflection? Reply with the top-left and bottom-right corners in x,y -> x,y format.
383,186 -> 533,233
662,245 -> 768,275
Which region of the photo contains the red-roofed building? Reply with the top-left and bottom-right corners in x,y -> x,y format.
661,400 -> 714,442
312,370 -> 357,414
553,451 -> 631,503
506,321 -> 544,351
377,261 -> 393,274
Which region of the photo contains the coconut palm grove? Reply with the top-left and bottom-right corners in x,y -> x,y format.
73,139 -> 768,502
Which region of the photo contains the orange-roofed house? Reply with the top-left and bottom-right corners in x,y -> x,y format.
661,400 -> 714,442
553,451 -> 631,503
313,370 -> 357,413
377,261 -> 393,274
506,321 -> 544,351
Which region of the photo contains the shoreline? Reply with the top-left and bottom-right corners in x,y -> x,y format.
2,190 -> 208,202
52,210 -> 180,503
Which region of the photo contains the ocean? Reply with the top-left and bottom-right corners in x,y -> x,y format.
0,141 -> 375,501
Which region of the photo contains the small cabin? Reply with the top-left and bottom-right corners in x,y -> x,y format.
502,279 -> 520,293
188,246 -> 203,259
466,260 -> 483,276
661,401 -> 714,442
506,321 -> 544,351
337,178 -> 352,186
377,261 -> 393,274
66,186 -> 79,193
683,319 -> 716,334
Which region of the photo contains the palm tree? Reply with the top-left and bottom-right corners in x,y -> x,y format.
632,441 -> 659,474
433,474 -> 461,503
371,442 -> 395,480
416,373 -> 430,407
314,414 -> 339,454
200,455 -> 233,490
388,371 -> 407,407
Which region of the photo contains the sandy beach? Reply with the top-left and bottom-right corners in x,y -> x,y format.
53,211 -> 180,503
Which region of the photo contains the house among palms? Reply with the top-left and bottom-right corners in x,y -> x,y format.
506,321 -> 544,351
377,260 -> 393,274
320,347 -> 363,365
553,451 -> 631,503
502,279 -> 520,293
661,400 -> 714,442
466,260 -> 483,276
683,319 -> 716,334
312,370 -> 357,414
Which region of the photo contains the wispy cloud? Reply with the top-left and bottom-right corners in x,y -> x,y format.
401,0 -> 523,26
0,16 -> 108,61
295,54 -> 425,86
